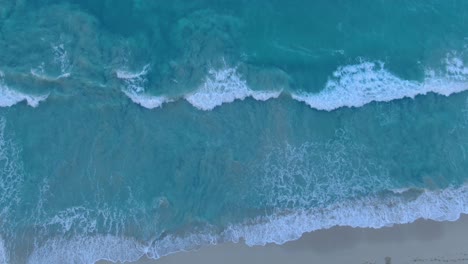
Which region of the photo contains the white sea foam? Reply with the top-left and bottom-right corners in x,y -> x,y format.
25,132 -> 468,263
0,71 -> 48,107
116,64 -> 150,82
223,185 -> 468,246
0,117 -> 23,264
117,65 -> 171,109
123,54 -> 468,111
121,66 -> 281,110
27,230 -> 221,264
292,55 -> 468,111
24,184 -> 468,264
30,67 -> 70,81
0,85 -> 48,108
390,187 -> 411,194
122,90 -> 170,109
0,237 -> 7,264
47,207 -> 98,234
0,117 -> 24,220
51,43 -> 71,76
28,235 -> 143,264
228,140 -> 467,246
185,67 -> 281,110
30,43 -> 72,81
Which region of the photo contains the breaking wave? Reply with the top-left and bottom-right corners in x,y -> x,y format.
117,66 -> 280,110
292,55 -> 468,111
116,65 -> 171,109
120,54 -> 468,111
225,185 -> 468,246
0,71 -> 48,108
184,67 -> 281,110
24,184 -> 468,264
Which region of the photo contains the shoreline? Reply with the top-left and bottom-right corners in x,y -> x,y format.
104,214 -> 468,264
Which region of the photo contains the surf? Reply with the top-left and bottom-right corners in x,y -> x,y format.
23,184 -> 468,264
0,71 -> 48,108
184,67 -> 282,111
292,55 -> 468,111
119,54 -> 468,112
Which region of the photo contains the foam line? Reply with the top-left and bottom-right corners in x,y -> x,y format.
117,65 -> 172,108
122,55 -> 468,111
122,90 -> 170,109
0,85 -> 48,108
224,185 -> 468,246
185,67 -> 281,110
292,57 -> 468,111
0,72 -> 48,108
26,184 -> 468,263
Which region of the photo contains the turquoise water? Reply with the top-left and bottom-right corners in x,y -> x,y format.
1,1 -> 468,263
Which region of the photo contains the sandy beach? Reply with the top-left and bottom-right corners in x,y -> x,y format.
103,214 -> 468,264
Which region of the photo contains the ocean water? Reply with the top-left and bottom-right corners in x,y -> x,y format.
1,1 -> 468,263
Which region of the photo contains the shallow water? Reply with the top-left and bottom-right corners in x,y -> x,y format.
1,1 -> 468,263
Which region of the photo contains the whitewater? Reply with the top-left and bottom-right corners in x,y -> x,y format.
117,53 -> 468,112
2,1 -> 468,264
25,185 -> 468,264
2,53 -> 467,111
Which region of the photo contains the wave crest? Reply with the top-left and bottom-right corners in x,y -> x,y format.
0,71 -> 48,108
293,55 -> 468,111
23,184 -> 468,264
185,67 -> 281,110
118,66 -> 281,110
117,65 -> 172,109
225,185 -> 468,246
122,91 -> 170,109
121,54 -> 468,111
